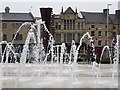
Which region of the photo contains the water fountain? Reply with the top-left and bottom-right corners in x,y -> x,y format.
1,41 -> 17,63
93,37 -> 118,88
69,40 -> 77,64
74,32 -> 96,63
0,19 -> 118,88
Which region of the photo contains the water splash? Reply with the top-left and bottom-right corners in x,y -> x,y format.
12,22 -> 32,44
111,38 -> 118,78
0,20 -> 118,88
1,41 -> 17,63
60,43 -> 66,64
69,40 -> 77,64
20,25 -> 37,63
99,45 -> 112,64
74,32 -> 96,63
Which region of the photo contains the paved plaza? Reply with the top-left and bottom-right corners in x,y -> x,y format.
1,64 -> 118,88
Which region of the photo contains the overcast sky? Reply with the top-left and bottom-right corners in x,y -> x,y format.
0,0 -> 119,17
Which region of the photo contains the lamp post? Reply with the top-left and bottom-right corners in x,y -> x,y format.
0,17 -> 2,63
107,4 -> 112,46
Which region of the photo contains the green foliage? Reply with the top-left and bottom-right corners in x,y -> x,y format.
101,58 -> 111,64
95,57 -> 111,64
96,57 -> 100,63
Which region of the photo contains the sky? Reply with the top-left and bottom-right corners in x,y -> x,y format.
0,0 -> 119,17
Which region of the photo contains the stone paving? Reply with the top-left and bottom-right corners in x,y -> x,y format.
1,63 -> 118,88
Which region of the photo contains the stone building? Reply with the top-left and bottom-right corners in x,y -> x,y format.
53,7 -> 85,51
53,7 -> 120,59
81,9 -> 120,46
0,7 -> 35,62
81,9 -> 120,57
1,7 -> 34,47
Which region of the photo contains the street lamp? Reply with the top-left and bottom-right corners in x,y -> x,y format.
107,4 -> 112,46
0,17 -> 2,62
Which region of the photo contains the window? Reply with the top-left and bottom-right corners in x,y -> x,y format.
98,24 -> 102,28
91,25 -> 95,28
55,23 -> 61,29
2,23 -> 7,28
105,25 -> 107,28
64,33 -> 74,42
13,33 -> 22,40
58,23 -> 61,29
73,20 -> 75,29
70,20 -> 72,29
55,23 -> 58,29
98,31 -> 102,36
78,22 -> 80,30
113,26 -> 116,29
12,23 -> 15,28
64,20 -> 66,29
67,33 -> 72,42
16,23 -> 22,28
98,40 -> 102,46
78,33 -> 82,42
105,40 -> 107,45
67,20 -> 69,30
55,34 -> 61,43
81,22 -> 84,29
64,33 -> 67,42
71,33 -> 75,42
113,32 -> 116,36
64,20 -> 75,30
105,40 -> 109,45
3,34 -> 7,41
105,31 -> 108,36
12,23 -> 22,28
91,31 -> 94,36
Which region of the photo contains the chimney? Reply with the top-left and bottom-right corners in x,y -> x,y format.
61,7 -> 63,13
40,8 -> 52,53
115,10 -> 120,16
75,7 -> 77,13
5,7 -> 10,13
103,9 -> 109,14
40,8 -> 52,30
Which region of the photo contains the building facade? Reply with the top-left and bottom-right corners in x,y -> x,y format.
81,9 -> 120,57
81,9 -> 120,47
53,7 -> 120,58
1,7 -> 34,47
0,7 -> 35,62
53,7 -> 85,51
1,6 -> 120,60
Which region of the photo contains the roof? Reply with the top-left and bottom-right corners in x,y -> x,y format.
34,17 -> 41,20
53,14 -> 60,19
63,7 -> 76,14
109,14 -> 120,24
81,11 -> 120,24
0,12 -> 34,22
53,7 -> 80,19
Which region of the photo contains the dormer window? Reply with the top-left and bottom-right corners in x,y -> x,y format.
91,25 -> 95,28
